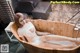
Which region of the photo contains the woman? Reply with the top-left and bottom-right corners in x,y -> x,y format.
15,13 -> 41,45
14,13 -> 77,49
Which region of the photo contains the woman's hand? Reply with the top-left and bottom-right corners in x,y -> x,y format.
19,36 -> 28,42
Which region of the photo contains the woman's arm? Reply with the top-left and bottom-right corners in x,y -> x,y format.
36,31 -> 52,36
18,28 -> 28,42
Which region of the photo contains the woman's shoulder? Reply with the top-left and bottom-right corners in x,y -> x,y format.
17,22 -> 33,31
24,22 -> 35,28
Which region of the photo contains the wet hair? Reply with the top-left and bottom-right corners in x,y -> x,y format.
14,13 -> 28,28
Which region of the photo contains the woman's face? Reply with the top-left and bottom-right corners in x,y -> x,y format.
19,17 -> 25,26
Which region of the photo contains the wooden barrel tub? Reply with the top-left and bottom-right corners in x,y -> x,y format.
11,19 -> 80,53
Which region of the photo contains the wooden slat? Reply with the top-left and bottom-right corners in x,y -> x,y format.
32,19 -> 80,38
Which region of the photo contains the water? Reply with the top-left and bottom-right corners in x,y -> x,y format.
46,40 -> 77,47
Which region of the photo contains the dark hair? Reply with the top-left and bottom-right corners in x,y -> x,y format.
14,13 -> 28,28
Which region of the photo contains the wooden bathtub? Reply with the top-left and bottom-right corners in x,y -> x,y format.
11,19 -> 80,53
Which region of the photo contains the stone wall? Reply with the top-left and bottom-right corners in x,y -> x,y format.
48,4 -> 80,25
